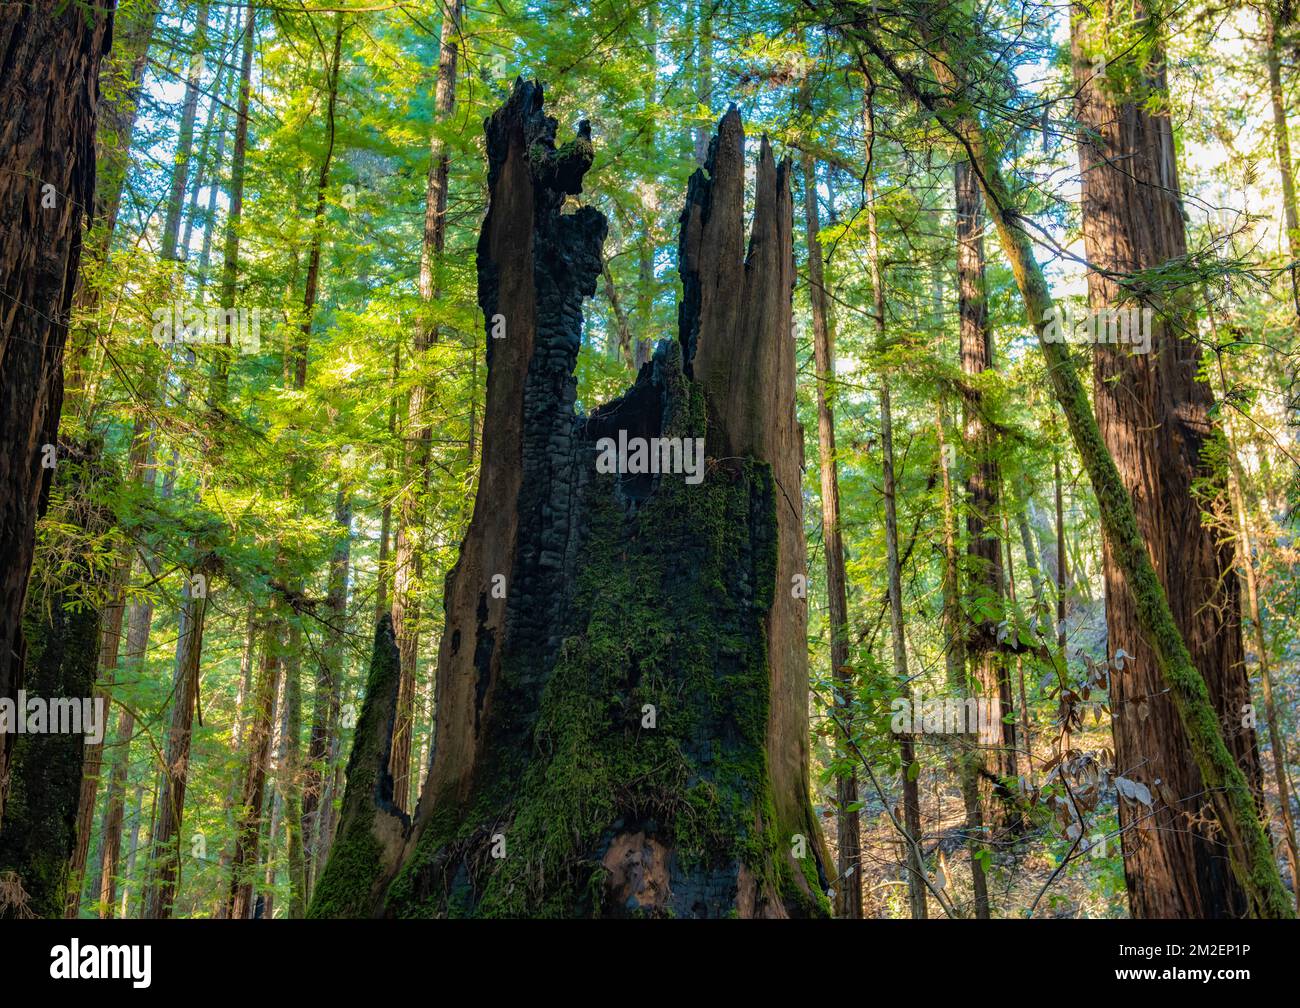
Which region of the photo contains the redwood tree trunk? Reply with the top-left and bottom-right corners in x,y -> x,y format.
0,442 -> 116,918
955,159 -> 1017,828
0,0 -> 114,832
311,81 -> 829,918
801,149 -> 860,919
226,628 -> 282,919
1072,8 -> 1259,918
141,580 -> 206,919
389,0 -> 463,812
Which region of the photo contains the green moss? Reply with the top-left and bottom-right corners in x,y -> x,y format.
306,820 -> 384,919
307,615 -> 405,919
0,443 -> 115,919
386,348 -> 824,917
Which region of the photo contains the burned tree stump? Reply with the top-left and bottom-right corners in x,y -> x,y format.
312,80 -> 829,919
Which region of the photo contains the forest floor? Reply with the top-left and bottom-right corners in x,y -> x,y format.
840,725 -> 1298,919
844,722 -> 1129,920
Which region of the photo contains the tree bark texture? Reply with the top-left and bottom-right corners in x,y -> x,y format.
0,0 -> 115,832
312,80 -> 829,918
1071,8 -> 1259,918
0,441 -> 116,918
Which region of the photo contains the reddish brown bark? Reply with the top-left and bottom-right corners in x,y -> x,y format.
802,151 -> 860,918
226,629 -> 282,919
955,160 -> 1018,828
1072,9 -> 1259,918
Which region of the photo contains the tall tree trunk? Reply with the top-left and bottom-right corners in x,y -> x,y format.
307,616 -> 406,917
693,0 -> 713,166
210,3 -> 263,921
882,374 -> 926,920
955,158 -> 1017,829
209,0 -> 255,410
312,82 -> 830,918
160,0 -> 210,262
93,598 -> 150,918
94,432 -> 170,917
0,444 -> 116,917
1071,6 -> 1259,918
150,591 -> 206,921
194,23 -> 236,302
0,0 -> 115,833
279,12 -> 346,918
936,411 -> 990,917
179,6 -> 235,267
831,0 -> 1292,917
1212,353 -> 1300,908
93,0 -> 159,242
281,622 -> 306,917
141,572 -> 207,919
1003,519 -> 1035,791
633,0 -> 659,368
1227,446 -> 1300,906
863,91 -> 926,919
226,627 -> 282,919
304,489 -> 351,894
1266,7 -> 1300,322
65,414 -> 157,918
1012,486 -> 1047,629
801,147 -> 860,918
117,782 -> 145,916
1052,454 -> 1067,649
375,343 -> 399,625
390,0 -> 462,814
64,545 -> 128,919
63,0 -> 159,405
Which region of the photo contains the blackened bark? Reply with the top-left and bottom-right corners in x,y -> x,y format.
314,80 -> 828,918
0,0 -> 114,831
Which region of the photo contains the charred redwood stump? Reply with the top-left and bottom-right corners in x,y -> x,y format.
311,80 -> 829,919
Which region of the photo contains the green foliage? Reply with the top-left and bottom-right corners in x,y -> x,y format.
38,0 -> 1300,919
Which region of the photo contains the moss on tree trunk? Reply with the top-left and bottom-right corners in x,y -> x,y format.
0,441 -> 115,918
312,80 -> 829,919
